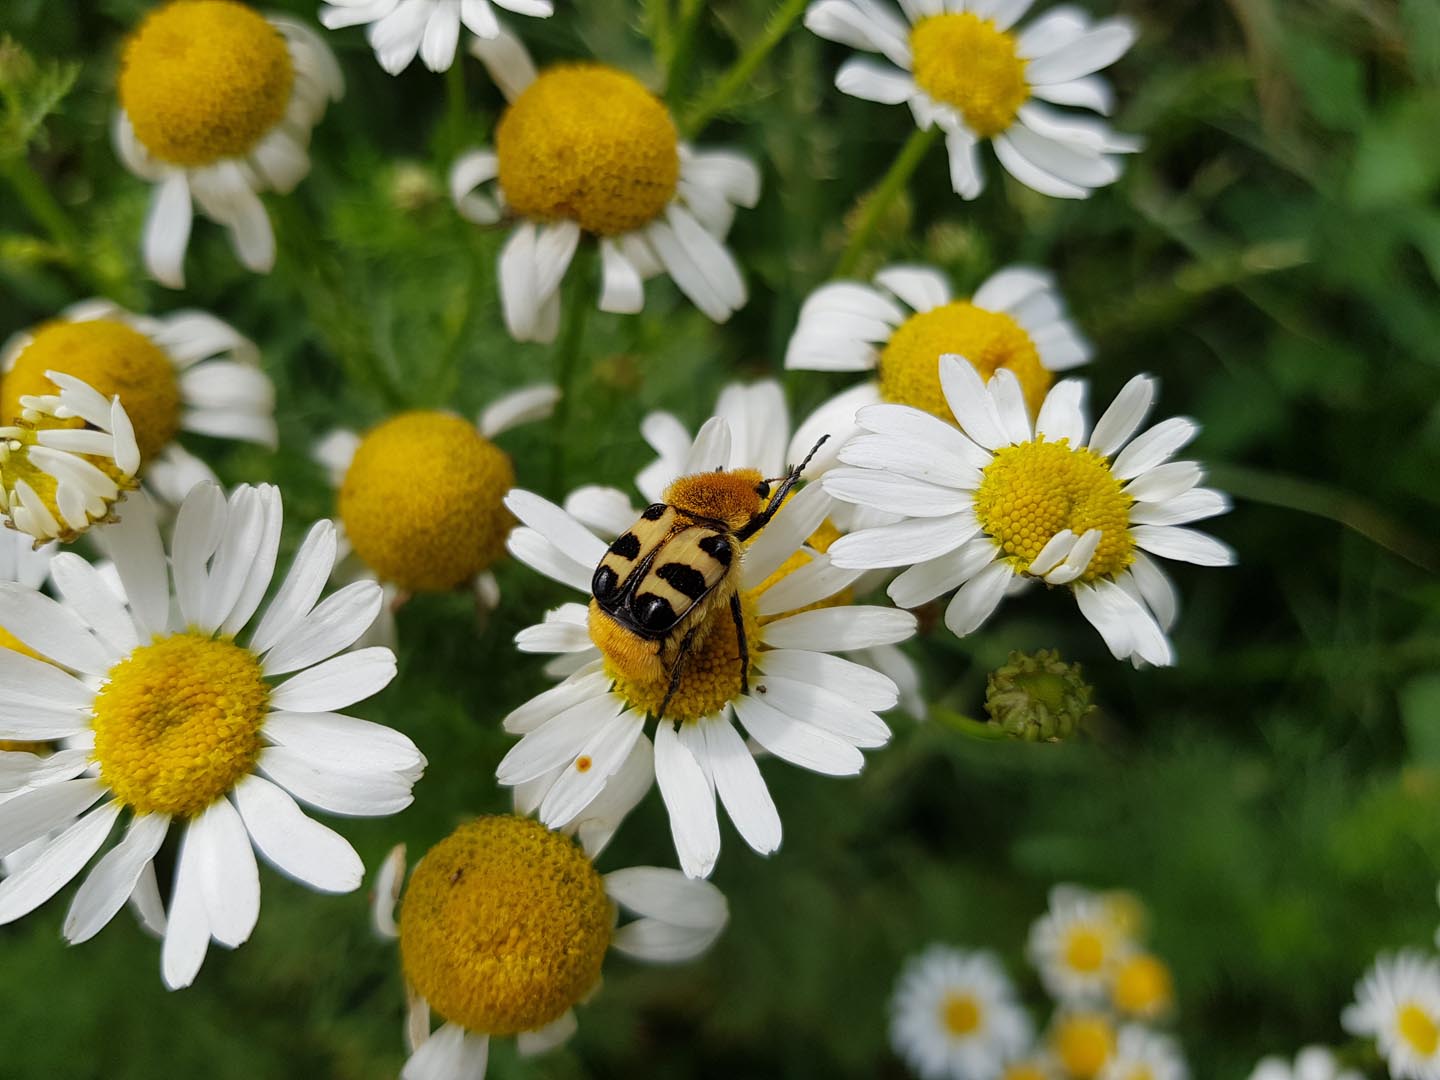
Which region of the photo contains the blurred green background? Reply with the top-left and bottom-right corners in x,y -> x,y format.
2,0 -> 1440,1076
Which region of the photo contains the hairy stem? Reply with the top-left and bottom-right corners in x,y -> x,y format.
681,0 -> 810,136
835,126 -> 940,277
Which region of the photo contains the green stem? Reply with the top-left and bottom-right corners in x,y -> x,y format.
646,0 -> 674,74
680,0 -> 809,136
835,126 -> 939,277
444,56 -> 467,158
549,252 -> 593,490
930,707 -> 1006,741
665,0 -> 705,100
0,153 -> 98,288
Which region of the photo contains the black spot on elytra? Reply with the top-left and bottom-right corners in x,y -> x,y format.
641,503 -> 667,521
635,593 -> 676,631
657,562 -> 709,601
592,565 -> 620,601
609,532 -> 641,560
699,533 -> 733,567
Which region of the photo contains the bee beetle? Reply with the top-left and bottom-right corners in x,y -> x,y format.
588,436 -> 829,719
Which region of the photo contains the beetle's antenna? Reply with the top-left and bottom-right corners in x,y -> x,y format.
738,435 -> 832,542
761,434 -> 830,485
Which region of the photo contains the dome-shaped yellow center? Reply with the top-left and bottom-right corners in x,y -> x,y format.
399,816 -> 612,1036
1112,953 -> 1174,1019
909,13 -> 1029,138
940,992 -> 982,1036
1051,1013 -> 1116,1080
119,0 -> 294,167
973,439 -> 1133,582
339,411 -> 516,594
496,64 -> 680,236
878,302 -> 1049,421
1399,1003 -> 1440,1056
4,320 -> 180,464
91,632 -> 270,817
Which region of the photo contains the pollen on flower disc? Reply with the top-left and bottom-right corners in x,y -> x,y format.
338,411 -> 516,593
399,816 -> 612,1036
119,0 -> 294,167
4,320 -> 180,463
496,63 -> 680,236
909,13 -> 1029,138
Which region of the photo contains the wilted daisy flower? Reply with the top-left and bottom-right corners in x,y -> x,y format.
1343,951 -> 1440,1080
451,29 -> 760,342
824,364 -> 1234,667
1098,1026 -> 1187,1080
312,385 -> 559,643
1048,1011 -> 1117,1080
0,483 -> 423,990
1,372 -> 140,545
1027,885 -> 1132,1003
320,0 -> 552,74
889,945 -> 1033,1080
373,814 -> 727,1079
1248,1047 -> 1364,1080
3,300 -> 274,505
804,0 -> 1139,199
500,415 -> 917,878
786,264 -> 1090,452
114,0 -> 343,288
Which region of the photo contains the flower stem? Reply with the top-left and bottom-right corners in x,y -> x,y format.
835,126 -> 940,277
550,251 -> 593,490
646,0 -> 674,74
929,707 -> 1006,741
680,0 -> 810,137
664,0 -> 706,101
444,55 -> 467,158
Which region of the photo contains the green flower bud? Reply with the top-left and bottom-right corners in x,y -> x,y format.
984,649 -> 1095,742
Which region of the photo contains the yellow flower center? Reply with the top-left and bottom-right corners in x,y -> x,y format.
1051,1013 -> 1116,1080
339,411 -> 516,593
91,632 -> 270,817
878,301 -> 1050,421
4,320 -> 180,464
119,0 -> 294,167
1063,926 -> 1108,974
496,64 -> 680,236
909,13 -> 1029,138
1003,1064 -> 1051,1080
1112,953 -> 1174,1018
940,992 -> 983,1036
974,439 -> 1133,582
1,417 -> 133,543
1399,1003 -> 1440,1056
399,816 -> 612,1036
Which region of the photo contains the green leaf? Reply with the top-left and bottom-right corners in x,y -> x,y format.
0,35 -> 80,160
1348,92 -> 1440,209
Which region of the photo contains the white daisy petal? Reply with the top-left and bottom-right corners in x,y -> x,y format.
403,1023 -> 490,1080
733,694 -> 864,776
1088,374 -> 1156,456
654,721 -> 721,879
1131,525 -> 1236,567
161,823 -> 212,990
269,647 -> 397,713
64,811 -> 170,943
258,746 -> 416,817
232,774 -> 363,894
192,796 -> 261,949
0,801 -> 120,925
1111,417 -> 1200,480
699,714 -> 781,855
943,559 -> 1014,636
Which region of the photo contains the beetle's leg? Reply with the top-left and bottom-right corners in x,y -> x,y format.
730,591 -> 750,695
657,626 -> 698,721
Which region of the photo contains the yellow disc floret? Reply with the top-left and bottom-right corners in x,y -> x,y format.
1051,1012 -> 1116,1080
878,302 -> 1050,421
339,411 -> 515,593
1003,1063 -> 1053,1080
92,632 -> 269,817
1063,927 -> 1107,974
119,0 -> 294,167
496,64 -> 680,236
1399,1003 -> 1440,1056
973,439 -> 1134,582
399,816 -> 612,1036
4,320 -> 180,463
1112,953 -> 1174,1019
909,13 -> 1029,138
940,992 -> 982,1036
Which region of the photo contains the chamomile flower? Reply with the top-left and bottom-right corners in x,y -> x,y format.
499,415 -> 917,879
3,300 -> 274,505
1,372 -> 140,545
1110,952 -> 1174,1022
372,814 -> 727,1079
824,364 -> 1235,667
1343,951 -> 1440,1080
450,29 -> 760,342
785,264 -> 1090,454
114,0 -> 343,288
1027,885 -> 1131,1003
889,945 -> 1033,1080
311,384 -> 559,644
319,0 -> 552,74
0,482 -> 423,990
1048,1011 -> 1117,1080
804,0 -> 1139,200
1098,1026 -> 1187,1080
1248,1047 -> 1364,1080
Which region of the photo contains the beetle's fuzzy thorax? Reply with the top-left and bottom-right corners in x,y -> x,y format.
664,467 -> 767,530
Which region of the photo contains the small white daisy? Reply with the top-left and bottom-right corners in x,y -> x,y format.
372,814 -> 727,1079
0,482 -> 423,989
1026,885 -> 1132,1003
1343,951 -> 1440,1080
889,945 -> 1033,1080
319,0 -> 553,74
3,299 -> 274,506
823,363 -> 1235,667
114,0 -> 343,288
451,28 -> 760,342
1098,1026 -> 1187,1080
1248,1047 -> 1365,1080
804,0 -> 1140,199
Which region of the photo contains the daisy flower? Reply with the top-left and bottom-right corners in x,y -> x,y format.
1248,1047 -> 1364,1080
373,814 -> 727,1079
804,0 -> 1140,200
1343,951 -> 1440,1080
499,415 -> 917,879
451,28 -> 760,342
1027,885 -> 1133,1003
1097,1026 -> 1187,1080
0,482 -> 424,990
889,945 -> 1033,1080
3,299 -> 274,505
319,0 -> 553,74
1048,1011 -> 1117,1080
785,264 -> 1090,456
823,364 -> 1235,667
1110,951 -> 1174,1022
114,0 -> 343,288
312,385 -> 559,644
1,372 -> 140,545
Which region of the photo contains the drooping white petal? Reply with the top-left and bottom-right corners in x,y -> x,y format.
653,721 -> 721,880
